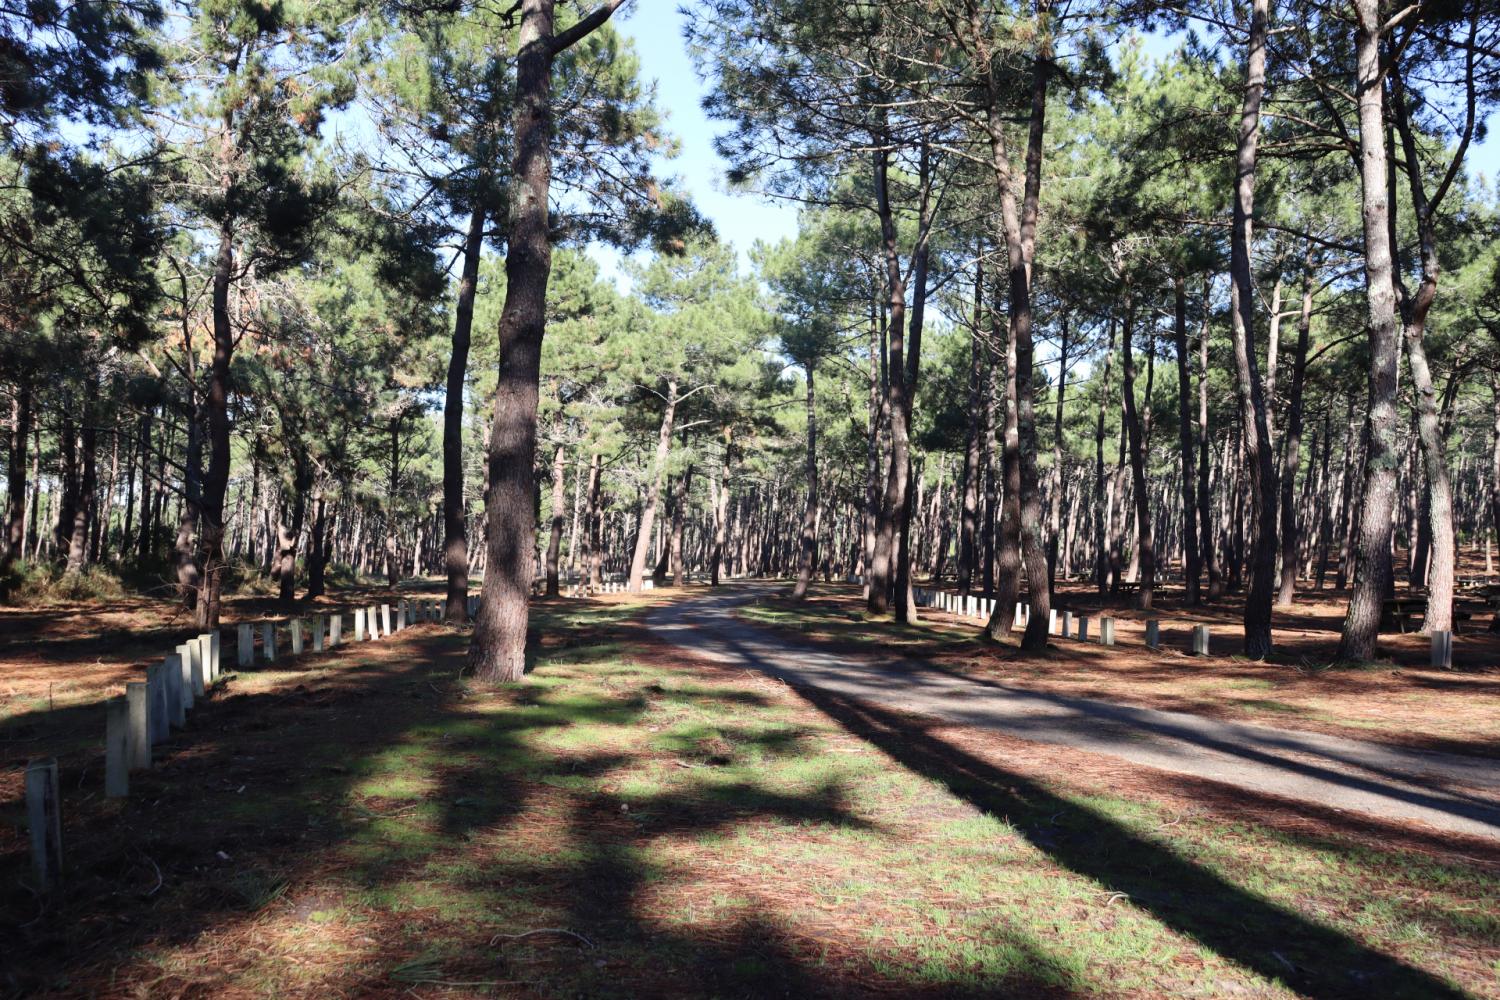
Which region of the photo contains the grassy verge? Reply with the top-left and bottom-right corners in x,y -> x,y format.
2,597 -> 1497,997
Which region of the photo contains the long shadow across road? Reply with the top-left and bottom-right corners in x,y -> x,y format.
647,587 -> 1500,840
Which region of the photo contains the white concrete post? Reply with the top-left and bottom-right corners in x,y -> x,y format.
164,653 -> 185,727
1078,617 -> 1090,642
126,681 -> 150,770
238,623 -> 253,668
188,640 -> 206,697
25,759 -> 62,891
1100,617 -> 1115,646
105,696 -> 130,798
175,644 -> 195,711
354,607 -> 366,641
1193,625 -> 1210,657
146,662 -> 169,743
291,619 -> 304,656
313,615 -> 326,652
1145,620 -> 1160,649
1062,611 -> 1075,638
330,613 -> 342,647
196,635 -> 213,685
209,632 -> 221,680
1431,630 -> 1453,668
1048,609 -> 1058,635
381,604 -> 392,636
262,622 -> 277,663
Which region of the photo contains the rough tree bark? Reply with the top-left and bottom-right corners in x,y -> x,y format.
1276,249 -> 1315,607
1119,293 -> 1154,609
792,365 -> 818,600
443,203 -> 486,622
545,443 -> 565,597
467,0 -> 627,682
1227,0 -> 1278,658
629,380 -> 676,593
1172,275 -> 1200,605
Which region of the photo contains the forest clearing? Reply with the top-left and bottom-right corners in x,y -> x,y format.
6,0 -> 1500,995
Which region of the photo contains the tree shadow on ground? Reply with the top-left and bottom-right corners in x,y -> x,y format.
791,683 -> 1471,1000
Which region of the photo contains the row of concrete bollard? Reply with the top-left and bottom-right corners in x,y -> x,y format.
592,580 -> 652,595
914,588 -> 1215,657
28,592 -> 476,893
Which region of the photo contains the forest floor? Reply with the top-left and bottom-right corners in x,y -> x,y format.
2,585 -> 1499,997
737,583 -> 1500,760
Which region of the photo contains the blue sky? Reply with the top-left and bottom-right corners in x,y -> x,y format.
605,0 -> 1499,282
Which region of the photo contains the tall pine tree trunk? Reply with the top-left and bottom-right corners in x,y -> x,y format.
1338,0 -> 1404,662
443,203 -> 486,621
1173,276 -> 1200,604
1228,0 -> 1278,658
792,366 -> 819,600
1276,250 -> 1315,606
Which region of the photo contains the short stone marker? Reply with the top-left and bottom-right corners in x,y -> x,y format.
1100,617 -> 1116,646
262,621 -> 277,662
146,662 -> 169,743
105,696 -> 130,798
126,682 -> 150,770
1062,611 -> 1075,638
1192,624 -> 1211,657
196,635 -> 213,685
208,632 -> 221,680
1145,620 -> 1160,649
313,615 -> 326,652
175,644 -> 195,711
1077,616 -> 1090,642
238,623 -> 253,668
164,653 -> 185,727
368,605 -> 381,639
330,614 -> 342,646
1048,608 -> 1058,635
25,758 -> 62,891
354,607 -> 366,641
291,619 -> 304,655
1431,630 -> 1453,668
381,603 -> 391,633
188,641 -> 206,698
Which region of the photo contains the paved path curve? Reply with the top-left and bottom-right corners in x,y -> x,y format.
646,586 -> 1500,840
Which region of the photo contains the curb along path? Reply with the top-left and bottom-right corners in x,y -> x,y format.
645,586 -> 1500,841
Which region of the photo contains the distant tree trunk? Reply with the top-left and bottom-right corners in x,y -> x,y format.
958,261 -> 984,594
306,489 -> 329,599
172,405 -> 202,605
584,452 -> 602,588
669,459 -> 691,586
629,381 -> 676,592
1228,0 -> 1278,659
1338,0 -> 1404,662
861,298 -> 881,596
989,294 -> 1021,639
135,408 -> 154,562
54,406 -> 77,561
1046,314 -> 1069,596
2,385 -> 31,586
197,223 -> 234,628
1119,293 -> 1154,609
793,365 -> 819,600
386,419 -> 402,589
710,468 -> 728,586
1391,65 -> 1463,634
1197,302 -> 1221,599
545,444 -> 565,596
1276,250 -> 1315,606
276,457 -> 308,606
1173,276 -> 1200,605
443,202 -> 486,622
1094,317 -> 1116,593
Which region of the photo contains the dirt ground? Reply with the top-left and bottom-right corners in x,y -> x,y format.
2,594 -> 1497,998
